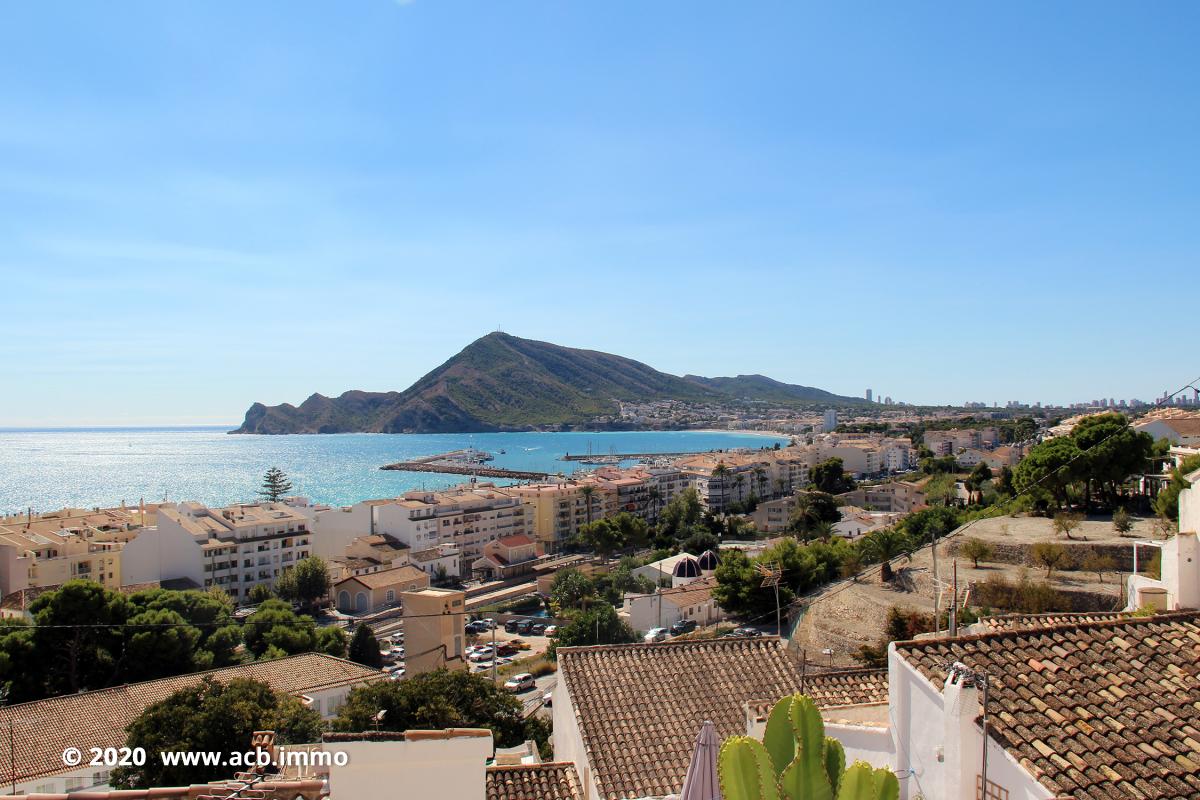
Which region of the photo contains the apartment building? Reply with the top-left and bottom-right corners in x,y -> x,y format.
504,479 -> 615,553
0,506 -> 160,597
374,486 -> 528,575
152,501 -> 313,603
923,427 -> 1000,455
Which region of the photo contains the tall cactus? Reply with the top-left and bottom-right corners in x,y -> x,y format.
717,693 -> 898,800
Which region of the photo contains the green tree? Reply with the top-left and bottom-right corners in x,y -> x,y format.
682,528 -> 720,555
1031,542 -> 1068,578
578,518 -> 624,559
860,529 -> 911,583
113,677 -> 321,789
31,580 -> 131,695
1112,507 -> 1134,535
611,512 -> 650,550
552,603 -> 638,649
658,488 -> 703,541
242,599 -> 320,659
787,492 -> 840,539
333,669 -> 543,749
258,466 -> 294,502
1072,413 -> 1154,509
1082,552 -> 1116,583
712,549 -> 795,619
711,463 -> 731,509
127,587 -> 240,668
550,568 -> 595,612
275,557 -> 331,610
316,625 -> 348,657
1013,437 -> 1084,509
810,458 -> 856,494
123,608 -> 202,682
960,537 -> 993,568
1154,454 -> 1200,523
1052,511 -> 1084,541
248,583 -> 274,604
579,485 -> 597,525
0,619 -> 39,702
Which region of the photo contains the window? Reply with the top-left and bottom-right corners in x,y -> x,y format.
385,589 -> 395,602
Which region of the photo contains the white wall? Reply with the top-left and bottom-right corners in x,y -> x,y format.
824,722 -> 895,769
553,675 -> 603,800
120,525 -> 204,587
327,734 -> 493,800
308,504 -> 374,559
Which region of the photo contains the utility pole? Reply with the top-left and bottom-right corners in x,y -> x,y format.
932,533 -> 941,637
949,560 -> 958,638
491,623 -> 497,684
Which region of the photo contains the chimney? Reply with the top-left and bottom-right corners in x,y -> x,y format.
942,664 -> 983,800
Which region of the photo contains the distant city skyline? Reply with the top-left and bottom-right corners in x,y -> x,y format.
1,2 -> 1197,426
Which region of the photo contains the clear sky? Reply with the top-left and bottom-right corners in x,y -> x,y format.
1,2 -> 1197,426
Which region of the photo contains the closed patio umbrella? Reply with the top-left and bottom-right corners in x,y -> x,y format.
679,719 -> 722,800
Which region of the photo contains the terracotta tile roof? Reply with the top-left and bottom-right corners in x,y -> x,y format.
658,577 -> 717,609
0,653 -> 381,785
894,611 -> 1200,800
557,637 -> 887,800
1,581 -> 161,612
333,564 -> 429,590
973,611 -> 1131,633
486,762 -> 583,800
496,533 -> 535,548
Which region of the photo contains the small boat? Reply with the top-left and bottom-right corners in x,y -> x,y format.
498,449 -> 506,454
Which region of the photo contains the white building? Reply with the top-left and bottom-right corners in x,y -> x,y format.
823,409 -> 838,433
148,501 -> 313,603
620,576 -> 723,633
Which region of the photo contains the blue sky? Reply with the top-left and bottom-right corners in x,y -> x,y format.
1,1 -> 1196,425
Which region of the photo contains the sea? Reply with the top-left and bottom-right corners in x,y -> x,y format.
0,427 -> 789,514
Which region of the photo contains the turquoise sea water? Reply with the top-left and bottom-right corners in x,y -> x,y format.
0,427 -> 788,514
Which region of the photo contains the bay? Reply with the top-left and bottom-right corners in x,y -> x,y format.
0,427 -> 788,513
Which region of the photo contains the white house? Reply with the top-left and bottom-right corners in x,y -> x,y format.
620,577 -> 724,633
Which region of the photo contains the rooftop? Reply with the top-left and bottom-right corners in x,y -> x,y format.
334,563 -> 428,589
485,762 -> 583,800
557,637 -> 887,800
895,610 -> 1200,800
0,653 -> 381,785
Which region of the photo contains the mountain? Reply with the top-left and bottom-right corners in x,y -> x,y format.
683,374 -> 853,405
232,333 -> 865,434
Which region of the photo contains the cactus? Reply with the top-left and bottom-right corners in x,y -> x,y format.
716,694 -> 898,800
718,737 -> 781,800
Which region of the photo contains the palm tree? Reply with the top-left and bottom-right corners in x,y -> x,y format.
754,467 -> 768,499
861,529 -> 912,583
811,521 -> 836,542
711,463 -> 730,512
580,485 -> 597,525
733,475 -> 746,505
647,486 -> 663,521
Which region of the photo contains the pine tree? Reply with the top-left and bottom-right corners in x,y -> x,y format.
349,624 -> 383,668
259,467 -> 293,502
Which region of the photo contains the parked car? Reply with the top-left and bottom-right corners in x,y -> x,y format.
543,624 -> 558,637
671,619 -> 698,635
468,647 -> 496,663
495,643 -> 518,657
516,620 -> 534,635
643,627 -> 670,643
504,619 -> 521,633
503,673 -> 536,693
724,627 -> 763,639
531,623 -> 546,636
481,618 -> 497,629
542,692 -> 553,707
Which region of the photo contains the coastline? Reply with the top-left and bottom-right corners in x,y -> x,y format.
689,428 -> 794,440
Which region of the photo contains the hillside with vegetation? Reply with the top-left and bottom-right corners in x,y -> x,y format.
233,332 -> 865,434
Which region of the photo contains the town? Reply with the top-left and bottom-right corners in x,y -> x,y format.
2,403 -> 1198,800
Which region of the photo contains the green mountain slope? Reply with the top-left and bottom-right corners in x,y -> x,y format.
231,333 -> 861,434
